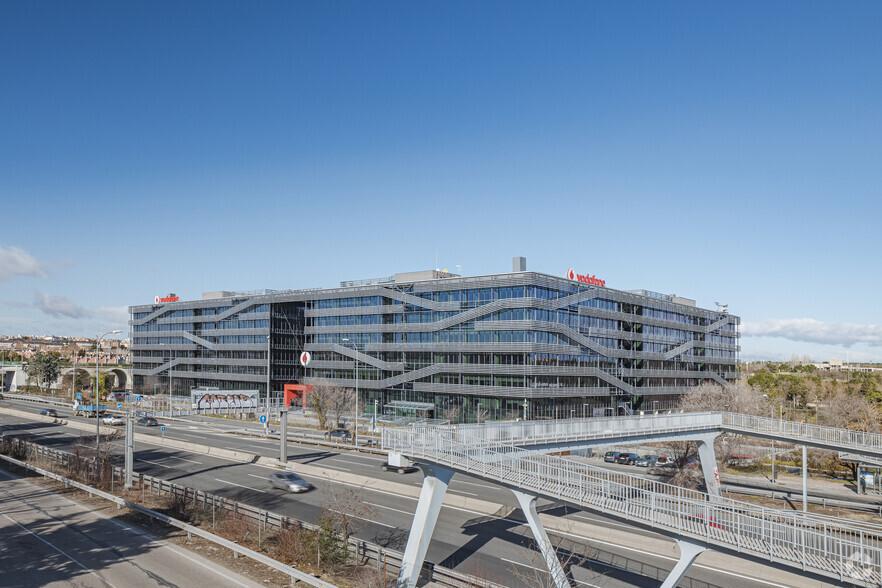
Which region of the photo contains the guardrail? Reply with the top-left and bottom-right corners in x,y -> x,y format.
722,413 -> 882,455
384,427 -> 882,586
1,439 -> 502,588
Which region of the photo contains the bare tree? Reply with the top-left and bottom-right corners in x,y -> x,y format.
475,406 -> 491,424
308,379 -> 343,430
320,477 -> 377,546
824,391 -> 880,432
328,387 -> 355,429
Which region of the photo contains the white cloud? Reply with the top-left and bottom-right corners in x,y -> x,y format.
34,292 -> 90,319
742,318 -> 882,348
0,245 -> 49,281
92,306 -> 129,324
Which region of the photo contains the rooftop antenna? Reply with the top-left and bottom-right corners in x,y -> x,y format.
715,302 -> 728,313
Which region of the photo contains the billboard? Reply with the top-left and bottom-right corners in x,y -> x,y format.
191,389 -> 259,410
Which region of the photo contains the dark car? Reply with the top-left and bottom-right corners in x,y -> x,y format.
40,408 -> 58,417
635,454 -> 658,467
604,451 -> 621,463
324,429 -> 352,442
616,452 -> 640,465
136,417 -> 159,427
381,462 -> 418,474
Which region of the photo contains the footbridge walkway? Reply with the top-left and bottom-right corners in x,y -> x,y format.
384,417 -> 882,588
445,411 -> 882,461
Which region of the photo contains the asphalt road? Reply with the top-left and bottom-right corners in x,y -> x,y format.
0,397 -> 839,588
0,466 -> 261,588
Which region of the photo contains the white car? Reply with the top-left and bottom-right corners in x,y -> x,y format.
102,414 -> 125,426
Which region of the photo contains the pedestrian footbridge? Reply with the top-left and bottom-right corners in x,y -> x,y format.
384,415 -> 882,588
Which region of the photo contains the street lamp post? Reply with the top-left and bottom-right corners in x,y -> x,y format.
96,330 -> 122,476
342,338 -> 358,447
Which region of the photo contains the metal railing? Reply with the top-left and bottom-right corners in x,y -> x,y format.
383,427 -> 882,586
1,439 -> 502,588
438,412 -> 723,446
722,413 -> 882,455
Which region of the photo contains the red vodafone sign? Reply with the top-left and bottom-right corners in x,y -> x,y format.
154,294 -> 180,303
300,351 -> 311,367
566,268 -> 606,287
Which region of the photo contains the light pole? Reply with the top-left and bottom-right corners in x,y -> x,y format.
159,342 -> 173,414
342,338 -> 358,447
96,330 -> 122,475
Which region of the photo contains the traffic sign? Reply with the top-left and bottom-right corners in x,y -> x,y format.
161,426 -> 166,431
300,351 -> 311,367
136,396 -> 142,402
117,402 -> 122,409
259,415 -> 267,424
77,392 -> 82,399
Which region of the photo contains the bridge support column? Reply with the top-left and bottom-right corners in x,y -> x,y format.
695,432 -> 722,499
511,489 -> 570,588
397,464 -> 454,588
660,538 -> 708,588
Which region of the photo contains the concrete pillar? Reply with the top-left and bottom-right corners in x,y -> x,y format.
124,413 -> 134,489
511,489 -> 570,588
695,433 -> 722,498
397,464 -> 454,588
660,539 -> 708,588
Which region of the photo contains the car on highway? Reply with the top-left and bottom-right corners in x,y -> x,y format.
616,452 -> 640,465
324,429 -> 352,443
269,471 -> 312,493
136,416 -> 159,427
604,451 -> 621,463
381,462 -> 419,474
635,455 -> 658,467
103,414 -> 125,426
39,408 -> 58,417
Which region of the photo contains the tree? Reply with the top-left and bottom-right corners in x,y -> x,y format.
25,351 -> 62,396
59,369 -> 91,400
308,379 -> 352,430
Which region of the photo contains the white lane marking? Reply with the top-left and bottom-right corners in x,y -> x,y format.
247,474 -> 269,481
166,456 -> 203,465
214,478 -> 265,493
326,509 -> 395,528
318,464 -> 350,472
365,502 -> 413,516
135,458 -> 172,469
452,479 -> 497,489
329,458 -> 370,467
570,513 -> 642,531
452,490 -> 477,497
0,469 -> 253,586
0,511 -> 117,587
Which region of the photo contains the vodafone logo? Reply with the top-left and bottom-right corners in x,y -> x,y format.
154,294 -> 180,304
300,351 -> 311,367
565,269 -> 606,287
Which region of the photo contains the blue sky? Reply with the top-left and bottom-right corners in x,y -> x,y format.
1,2 -> 881,362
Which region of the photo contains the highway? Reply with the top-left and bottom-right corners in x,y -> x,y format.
0,397 -> 839,588
0,466 -> 261,587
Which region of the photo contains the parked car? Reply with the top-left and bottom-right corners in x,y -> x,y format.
103,414 -> 125,426
136,416 -> 159,427
269,471 -> 312,493
381,462 -> 418,474
604,451 -> 621,463
324,429 -> 352,442
616,452 -> 640,465
39,408 -> 58,417
655,456 -> 674,465
635,455 -> 658,467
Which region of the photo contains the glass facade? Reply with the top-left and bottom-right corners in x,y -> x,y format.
130,271 -> 740,421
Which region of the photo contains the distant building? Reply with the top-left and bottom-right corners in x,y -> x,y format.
130,261 -> 740,420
